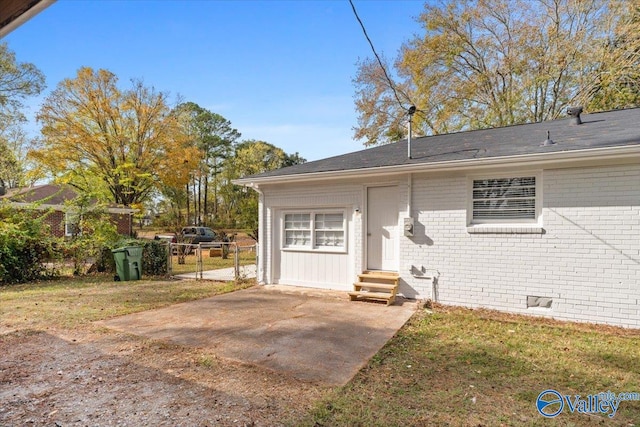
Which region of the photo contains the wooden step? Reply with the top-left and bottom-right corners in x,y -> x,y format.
348,291 -> 396,306
353,282 -> 397,291
357,273 -> 399,285
350,271 -> 399,306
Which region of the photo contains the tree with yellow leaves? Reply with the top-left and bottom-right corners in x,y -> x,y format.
32,67 -> 195,207
354,0 -> 640,146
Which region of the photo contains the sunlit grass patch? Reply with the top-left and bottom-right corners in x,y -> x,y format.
294,305 -> 640,426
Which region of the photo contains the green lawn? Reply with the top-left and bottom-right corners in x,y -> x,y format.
0,275 -> 254,331
292,305 -> 640,426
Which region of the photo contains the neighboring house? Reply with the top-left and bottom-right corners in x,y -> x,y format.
235,108 -> 640,328
1,184 -> 135,237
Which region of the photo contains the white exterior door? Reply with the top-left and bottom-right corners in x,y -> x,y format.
367,186 -> 398,271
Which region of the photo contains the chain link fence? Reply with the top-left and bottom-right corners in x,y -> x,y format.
167,242 -> 257,281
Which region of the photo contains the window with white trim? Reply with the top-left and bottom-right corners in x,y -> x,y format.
283,211 -> 346,251
65,211 -> 81,236
469,175 -> 539,225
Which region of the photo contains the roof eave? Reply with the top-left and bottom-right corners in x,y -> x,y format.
6,201 -> 137,214
233,144 -> 640,187
0,0 -> 56,38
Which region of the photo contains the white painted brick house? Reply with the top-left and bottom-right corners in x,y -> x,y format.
235,108 -> 640,328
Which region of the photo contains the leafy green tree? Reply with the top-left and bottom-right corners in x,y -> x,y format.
0,42 -> 45,127
0,138 -> 20,189
174,102 -> 240,225
219,140 -> 306,230
0,42 -> 46,189
354,0 -> 640,146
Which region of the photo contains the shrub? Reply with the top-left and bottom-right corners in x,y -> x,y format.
140,240 -> 168,276
0,206 -> 55,284
59,207 -> 122,276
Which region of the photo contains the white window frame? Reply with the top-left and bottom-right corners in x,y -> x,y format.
282,212 -> 312,248
282,209 -> 347,253
466,171 -> 543,233
65,210 -> 81,236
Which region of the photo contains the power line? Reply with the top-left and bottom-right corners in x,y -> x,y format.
348,0 -> 410,112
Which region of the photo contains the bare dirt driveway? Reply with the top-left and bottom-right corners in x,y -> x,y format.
1,284 -> 417,426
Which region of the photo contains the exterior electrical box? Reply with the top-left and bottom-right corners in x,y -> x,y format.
403,217 -> 414,237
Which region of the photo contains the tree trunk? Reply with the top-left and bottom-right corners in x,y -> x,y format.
185,183 -> 190,226
203,175 -> 209,226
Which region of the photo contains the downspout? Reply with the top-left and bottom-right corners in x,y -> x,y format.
407,173 -> 412,219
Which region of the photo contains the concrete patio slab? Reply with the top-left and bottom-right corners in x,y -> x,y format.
98,285 -> 418,386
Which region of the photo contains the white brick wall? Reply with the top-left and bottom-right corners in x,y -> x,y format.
401,164 -> 640,328
257,164 -> 639,328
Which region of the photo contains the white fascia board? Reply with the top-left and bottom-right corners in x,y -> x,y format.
0,0 -> 56,38
233,145 -> 640,188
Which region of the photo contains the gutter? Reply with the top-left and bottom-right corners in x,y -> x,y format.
233,144 -> 640,187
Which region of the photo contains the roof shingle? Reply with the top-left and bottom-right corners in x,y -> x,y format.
243,108 -> 640,180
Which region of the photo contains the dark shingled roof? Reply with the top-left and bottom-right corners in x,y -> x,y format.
1,183 -> 135,212
243,108 -> 640,180
2,184 -> 80,205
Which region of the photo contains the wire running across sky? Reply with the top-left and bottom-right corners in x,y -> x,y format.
348,0 -> 412,113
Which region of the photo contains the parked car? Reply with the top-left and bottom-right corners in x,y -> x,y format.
180,226 -> 218,244
179,226 -> 224,254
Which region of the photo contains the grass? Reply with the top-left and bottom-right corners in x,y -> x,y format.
292,304 -> 640,426
0,275 -> 255,331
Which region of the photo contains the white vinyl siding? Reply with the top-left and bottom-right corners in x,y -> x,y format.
469,174 -> 540,225
282,210 -> 346,252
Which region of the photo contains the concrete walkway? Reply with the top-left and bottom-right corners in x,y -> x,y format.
98,285 -> 418,386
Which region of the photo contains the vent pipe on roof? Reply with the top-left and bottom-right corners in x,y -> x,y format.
541,130 -> 555,146
567,106 -> 583,125
407,105 -> 416,159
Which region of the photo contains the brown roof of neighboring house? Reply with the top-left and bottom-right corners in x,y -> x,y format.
1,183 -> 136,213
3,184 -> 81,205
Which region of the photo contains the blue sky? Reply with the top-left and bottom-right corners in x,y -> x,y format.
4,0 -> 425,161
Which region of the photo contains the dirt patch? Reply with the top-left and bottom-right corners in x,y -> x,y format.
0,328 -> 325,426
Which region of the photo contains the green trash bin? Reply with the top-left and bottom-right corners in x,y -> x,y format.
112,246 -> 143,281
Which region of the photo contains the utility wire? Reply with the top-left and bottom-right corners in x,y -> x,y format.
349,0 -> 410,112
